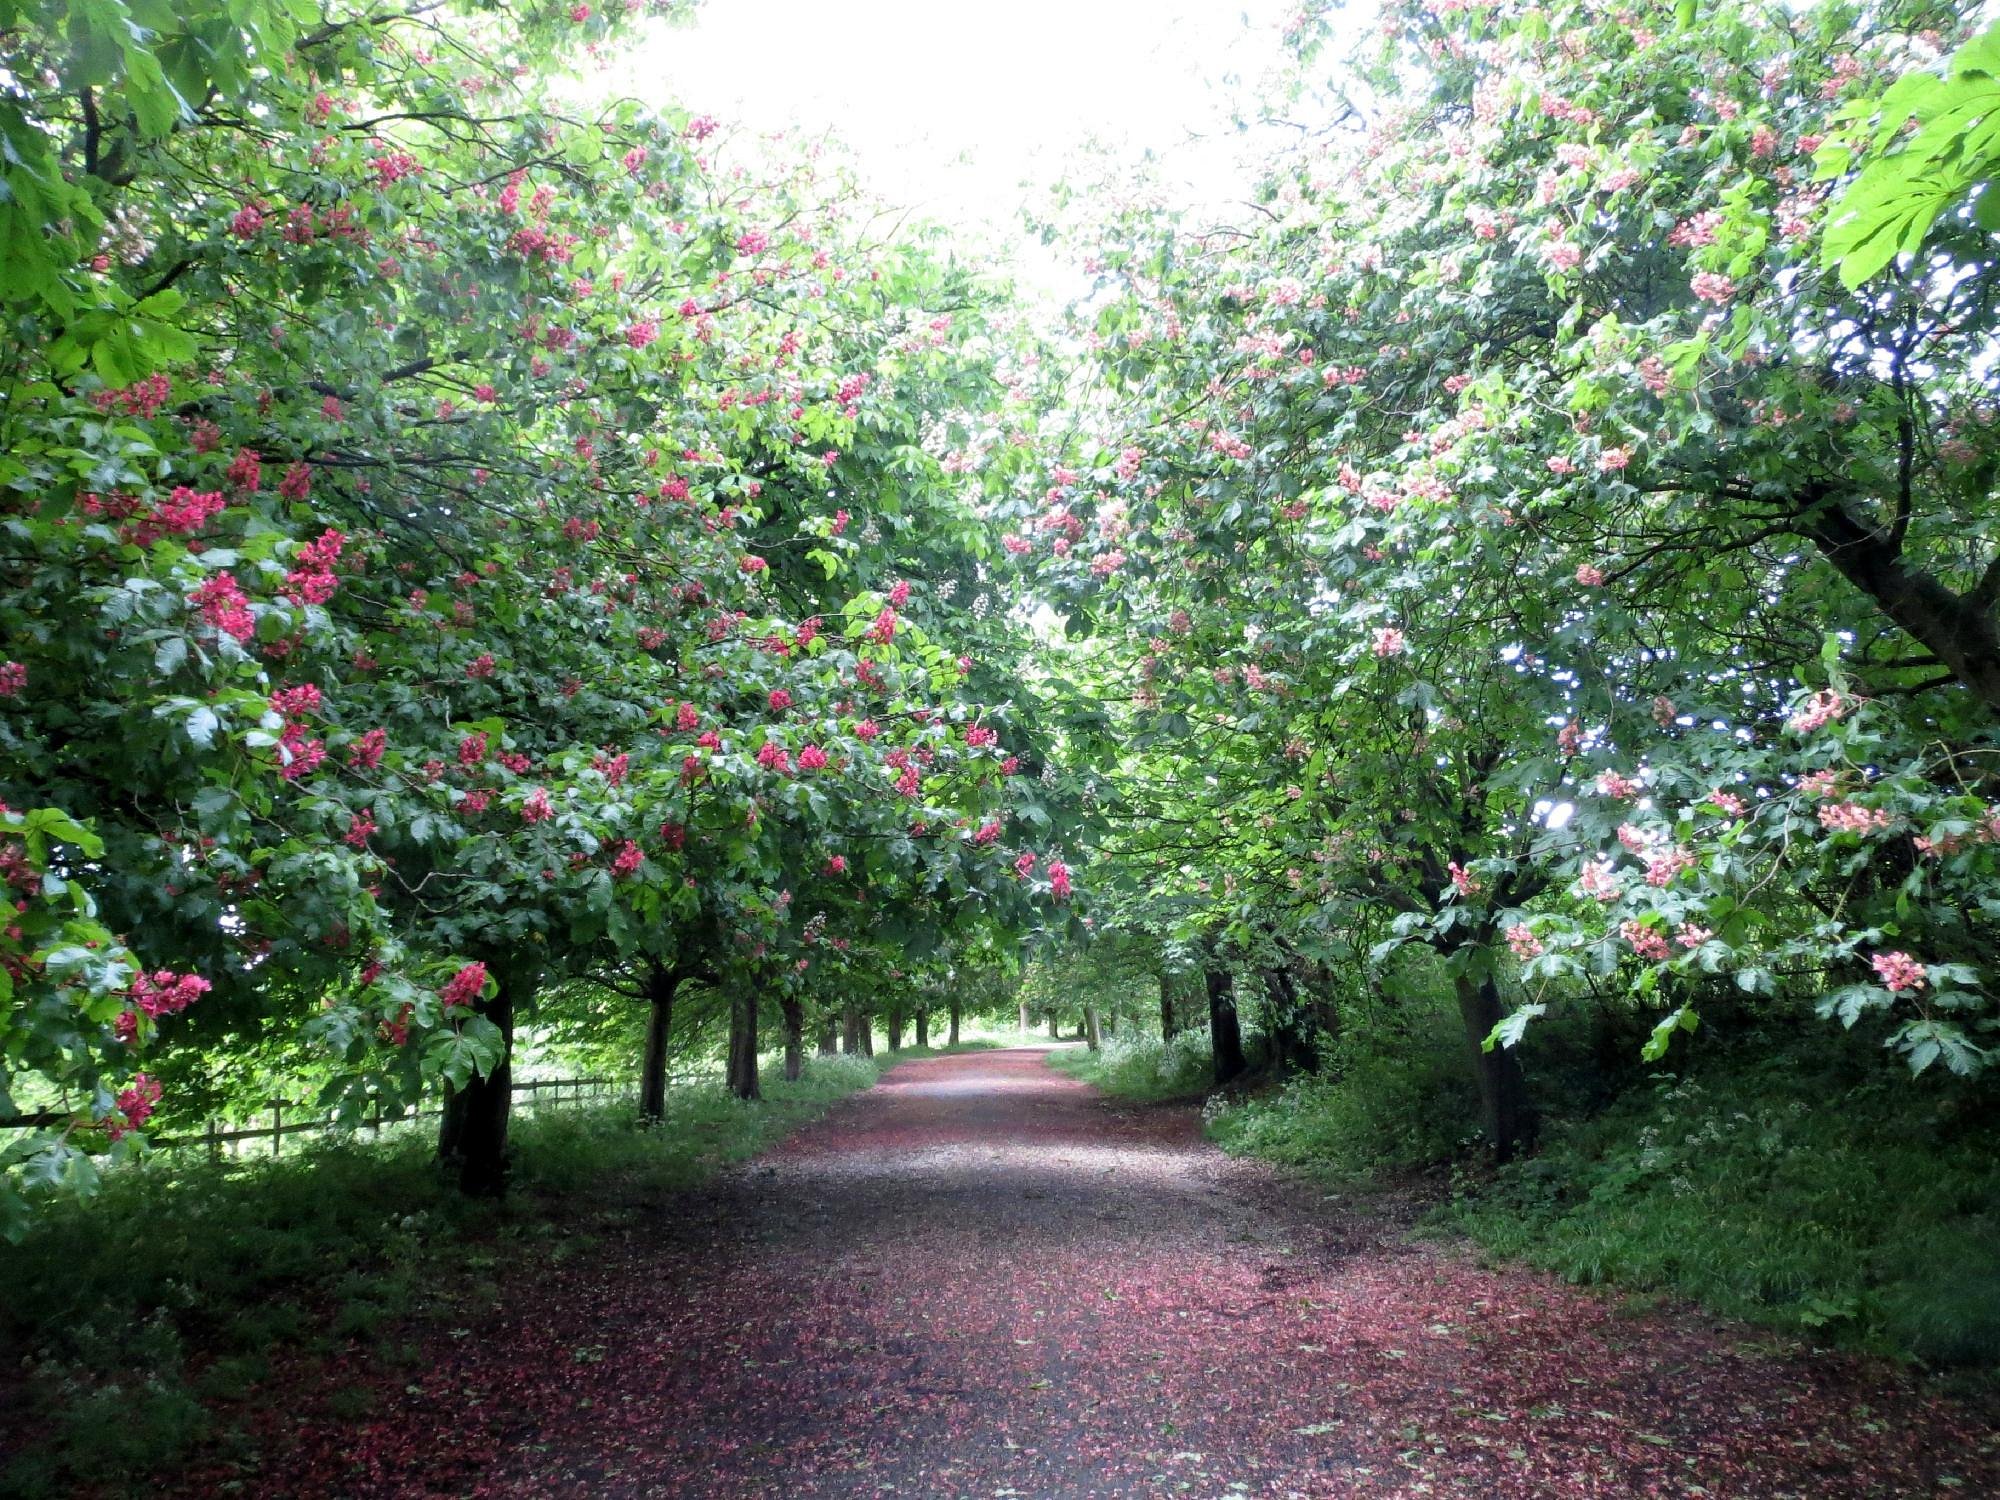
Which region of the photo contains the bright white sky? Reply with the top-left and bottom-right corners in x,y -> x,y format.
602,0 -> 1326,271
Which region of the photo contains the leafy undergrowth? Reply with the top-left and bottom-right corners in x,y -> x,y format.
1047,1028 -> 1221,1101
0,1049 -> 926,1499
1067,1023 -> 2000,1370
1441,1060 -> 2000,1369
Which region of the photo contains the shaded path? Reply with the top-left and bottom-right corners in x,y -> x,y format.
218,1047 -> 1998,1497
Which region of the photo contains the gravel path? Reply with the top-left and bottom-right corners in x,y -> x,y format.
218,1046 -> 1999,1497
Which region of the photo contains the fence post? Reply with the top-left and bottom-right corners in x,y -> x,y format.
272,1101 -> 282,1157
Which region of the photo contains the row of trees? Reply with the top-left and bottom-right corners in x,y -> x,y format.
1001,0 -> 2000,1157
0,0 -> 1082,1229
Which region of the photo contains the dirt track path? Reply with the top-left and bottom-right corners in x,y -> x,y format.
227,1046 -> 1997,1497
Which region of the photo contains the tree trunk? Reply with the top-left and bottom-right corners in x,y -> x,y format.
1160,972 -> 1177,1041
887,1004 -> 903,1051
1452,968 -> 1536,1162
1263,965 -> 1317,1076
1048,1010 -> 1060,1039
437,961 -> 530,1197
949,998 -> 961,1045
1084,1005 -> 1102,1051
860,1013 -> 874,1056
1207,968 -> 1246,1086
727,986 -> 761,1100
817,1019 -> 837,1057
638,961 -> 679,1124
914,1005 -> 929,1047
781,993 -> 804,1082
1018,1001 -> 1029,1032
842,1003 -> 861,1055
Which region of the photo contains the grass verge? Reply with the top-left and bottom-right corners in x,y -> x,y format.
0,1050 -> 896,1499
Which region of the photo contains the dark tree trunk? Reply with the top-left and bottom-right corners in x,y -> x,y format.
437,961 -> 530,1197
1084,1005 -> 1102,1051
842,1003 -> 861,1055
781,993 -> 804,1082
1018,1001 -> 1030,1032
817,1019 -> 837,1057
1160,973 -> 1177,1041
1048,1010 -> 1060,1039
859,1012 -> 874,1056
1206,968 -> 1246,1086
914,1005 -> 929,1047
726,986 -> 761,1100
948,998 -> 961,1045
637,961 -> 679,1124
887,1004 -> 904,1051
1263,965 -> 1317,1076
1452,969 -> 1536,1162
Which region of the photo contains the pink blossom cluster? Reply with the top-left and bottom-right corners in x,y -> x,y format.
131,969 -> 211,1019
521,787 -> 554,822
1644,846 -> 1695,887
611,841 -> 643,878
190,573 -> 256,643
277,720 -> 324,780
0,661 -> 24,696
1577,858 -> 1622,903
440,961 -> 488,1012
1506,924 -> 1543,960
107,1074 -> 163,1140
1785,689 -> 1849,734
1620,921 -> 1670,962
1595,770 -> 1640,799
757,741 -> 792,775
122,486 -> 226,546
93,373 -> 173,419
1871,951 -> 1927,992
272,688 -> 322,724
284,527 -> 345,606
348,728 -> 387,770
1690,272 -> 1737,305
1818,802 -> 1892,836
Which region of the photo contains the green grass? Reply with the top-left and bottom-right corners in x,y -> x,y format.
1439,1059 -> 2000,1367
0,1049 -> 896,1499
1047,1029 -> 1217,1102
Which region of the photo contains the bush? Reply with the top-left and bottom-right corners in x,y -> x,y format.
1209,1020 -> 1476,1178
1443,1059 -> 2000,1366
1051,1028 -> 1215,1100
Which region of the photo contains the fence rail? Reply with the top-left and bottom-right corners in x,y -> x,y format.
1,1075 -> 632,1162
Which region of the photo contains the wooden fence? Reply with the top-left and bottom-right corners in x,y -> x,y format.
1,1075 -> 631,1162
